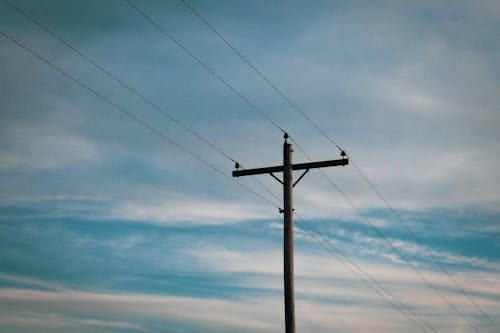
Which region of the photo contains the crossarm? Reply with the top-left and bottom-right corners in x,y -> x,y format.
232,158 -> 348,177
292,158 -> 348,171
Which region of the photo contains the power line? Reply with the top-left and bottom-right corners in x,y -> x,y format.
296,221 -> 430,333
2,0 -> 281,208
294,214 -> 439,333
292,142 -> 482,333
124,0 -> 287,135
3,0 -> 236,163
178,1 -> 495,330
349,158 -> 500,331
0,30 -> 279,211
1,28 -> 446,333
179,0 -> 343,153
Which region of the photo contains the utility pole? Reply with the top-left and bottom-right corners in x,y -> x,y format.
232,133 -> 348,333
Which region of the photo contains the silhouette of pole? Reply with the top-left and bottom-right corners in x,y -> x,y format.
232,134 -> 348,333
283,140 -> 295,333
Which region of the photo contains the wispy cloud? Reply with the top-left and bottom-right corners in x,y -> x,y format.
0,288 -> 280,332
0,311 -> 149,332
111,193 -> 273,225
0,274 -> 66,292
191,245 -> 500,304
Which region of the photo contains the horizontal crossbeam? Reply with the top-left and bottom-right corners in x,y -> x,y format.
292,159 -> 348,171
232,165 -> 284,177
232,158 -> 348,177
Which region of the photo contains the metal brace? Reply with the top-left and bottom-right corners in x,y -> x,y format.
269,172 -> 283,184
293,168 -> 310,187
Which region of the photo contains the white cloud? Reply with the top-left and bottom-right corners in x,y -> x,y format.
191,245 -> 500,310
0,274 -> 66,292
0,94 -> 100,171
0,312 -> 149,332
111,192 -> 274,225
0,288 -> 281,332
0,135 -> 97,171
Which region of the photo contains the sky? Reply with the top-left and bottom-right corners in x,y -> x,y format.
0,0 -> 499,332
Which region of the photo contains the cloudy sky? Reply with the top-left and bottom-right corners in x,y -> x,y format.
1,0 -> 499,332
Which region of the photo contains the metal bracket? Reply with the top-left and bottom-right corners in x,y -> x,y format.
269,172 -> 283,184
293,168 -> 309,187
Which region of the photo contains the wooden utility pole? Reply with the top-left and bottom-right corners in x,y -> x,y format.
282,140 -> 294,333
232,134 -> 348,333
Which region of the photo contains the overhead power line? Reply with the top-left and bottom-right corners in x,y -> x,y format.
293,142 -> 481,333
0,30 -> 278,211
295,214 -> 439,333
124,0 -> 287,135
3,28 -> 437,333
179,0 -> 343,153
178,0 -> 495,330
351,160 -> 500,331
2,0 -> 281,208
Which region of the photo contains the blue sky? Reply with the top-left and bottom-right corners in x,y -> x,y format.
1,0 -> 499,332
